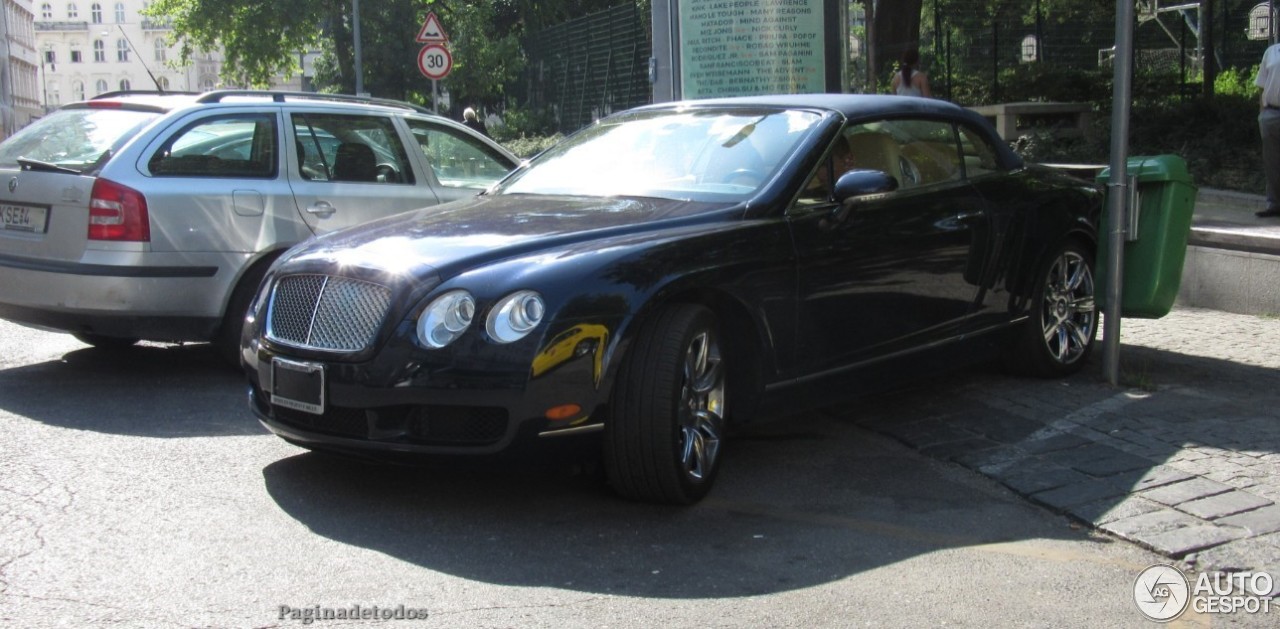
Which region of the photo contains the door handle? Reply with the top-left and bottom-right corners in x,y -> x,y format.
306,201 -> 336,218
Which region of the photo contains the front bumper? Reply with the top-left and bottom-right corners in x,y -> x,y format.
245,336 -> 609,457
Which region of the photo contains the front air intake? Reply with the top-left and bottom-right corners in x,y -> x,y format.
266,274 -> 391,352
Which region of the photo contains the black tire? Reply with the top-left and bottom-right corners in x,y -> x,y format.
214,260 -> 272,368
1005,239 -> 1098,378
72,333 -> 139,351
604,304 -> 727,505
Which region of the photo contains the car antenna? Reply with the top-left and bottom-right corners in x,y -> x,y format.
113,25 -> 164,93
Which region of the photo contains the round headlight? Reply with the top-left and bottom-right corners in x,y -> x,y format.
417,290 -> 475,349
486,290 -> 545,344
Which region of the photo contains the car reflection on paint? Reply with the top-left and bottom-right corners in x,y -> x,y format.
532,323 -> 609,383
242,94 -> 1102,505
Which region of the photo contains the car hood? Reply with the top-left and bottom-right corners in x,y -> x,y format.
279,193 -> 739,278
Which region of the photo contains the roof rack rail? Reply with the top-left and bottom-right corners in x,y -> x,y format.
91,90 -> 200,100
194,90 -> 433,114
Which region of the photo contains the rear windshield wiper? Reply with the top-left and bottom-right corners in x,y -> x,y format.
17,157 -> 83,175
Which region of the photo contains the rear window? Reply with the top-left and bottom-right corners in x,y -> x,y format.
0,107 -> 160,171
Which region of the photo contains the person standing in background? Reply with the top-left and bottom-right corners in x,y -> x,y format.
463,107 -> 489,137
890,50 -> 932,98
1255,41 -> 1280,218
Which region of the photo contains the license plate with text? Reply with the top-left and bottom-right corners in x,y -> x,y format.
0,203 -> 49,233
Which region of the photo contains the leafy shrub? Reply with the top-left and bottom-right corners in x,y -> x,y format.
500,134 -> 564,159
944,66 -> 1110,106
491,106 -> 559,142
1012,94 -> 1264,192
1214,65 -> 1261,99
1127,95 -> 1263,192
1009,130 -> 1105,165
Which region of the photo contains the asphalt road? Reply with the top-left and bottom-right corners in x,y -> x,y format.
0,320 -> 1249,627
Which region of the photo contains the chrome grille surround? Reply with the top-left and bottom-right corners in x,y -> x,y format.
266,274 -> 392,352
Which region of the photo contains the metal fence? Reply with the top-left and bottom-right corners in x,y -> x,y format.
851,0 -> 1275,106
521,3 -> 652,134
518,1 -> 1275,128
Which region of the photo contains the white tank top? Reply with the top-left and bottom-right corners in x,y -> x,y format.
896,82 -> 923,97
896,71 -> 923,97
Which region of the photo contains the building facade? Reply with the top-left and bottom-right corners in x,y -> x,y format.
33,0 -> 225,111
2,0 -> 41,135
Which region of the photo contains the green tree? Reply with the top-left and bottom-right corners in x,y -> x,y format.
146,0 -> 341,87
415,1 -> 525,111
304,0 -> 525,109
146,0 -> 619,110
866,0 -> 924,81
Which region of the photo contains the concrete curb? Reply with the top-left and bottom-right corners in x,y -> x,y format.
1178,189 -> 1280,316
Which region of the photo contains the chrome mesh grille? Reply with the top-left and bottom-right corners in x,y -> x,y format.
266,274 -> 391,352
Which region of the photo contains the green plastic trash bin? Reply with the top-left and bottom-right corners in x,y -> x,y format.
1095,155 -> 1197,319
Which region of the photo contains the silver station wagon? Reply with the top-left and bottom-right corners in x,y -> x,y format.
0,90 -> 517,363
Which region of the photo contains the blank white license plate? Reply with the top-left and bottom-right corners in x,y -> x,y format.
271,358 -> 325,415
0,202 -> 49,233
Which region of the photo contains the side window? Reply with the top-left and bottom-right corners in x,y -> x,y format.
796,118 -> 965,208
956,125 -> 1003,178
291,113 -> 415,184
148,113 -> 278,178
796,122 -> 911,207
896,120 -> 963,186
406,119 -> 512,190
795,135 -> 844,208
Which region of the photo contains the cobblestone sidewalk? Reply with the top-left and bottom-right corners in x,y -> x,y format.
838,308 -> 1280,586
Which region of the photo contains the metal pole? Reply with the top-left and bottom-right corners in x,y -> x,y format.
432,79 -> 438,115
934,0 -> 941,63
1036,0 -> 1044,63
1180,17 -> 1187,102
353,0 -> 364,95
992,18 -> 999,102
1104,0 -> 1136,386
40,58 -> 48,112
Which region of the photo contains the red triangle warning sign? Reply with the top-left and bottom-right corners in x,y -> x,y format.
416,12 -> 448,43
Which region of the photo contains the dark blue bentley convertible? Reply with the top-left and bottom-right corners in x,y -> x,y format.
241,95 -> 1102,504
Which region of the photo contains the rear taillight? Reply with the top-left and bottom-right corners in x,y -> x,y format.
89,178 -> 150,241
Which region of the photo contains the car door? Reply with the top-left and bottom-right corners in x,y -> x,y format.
404,118 -> 518,204
951,122 -> 1026,331
286,110 -> 439,234
788,118 -> 994,375
139,108 -> 303,255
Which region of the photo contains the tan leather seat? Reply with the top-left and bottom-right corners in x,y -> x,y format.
845,132 -> 903,186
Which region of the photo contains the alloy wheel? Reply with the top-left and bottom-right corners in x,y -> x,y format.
1041,249 -> 1097,366
677,329 -> 725,482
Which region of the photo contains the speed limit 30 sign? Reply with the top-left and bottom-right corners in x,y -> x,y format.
418,44 -> 452,80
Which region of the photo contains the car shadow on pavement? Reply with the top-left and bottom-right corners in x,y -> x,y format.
846,341 -> 1280,575
260,412 -> 1100,599
0,343 -> 261,437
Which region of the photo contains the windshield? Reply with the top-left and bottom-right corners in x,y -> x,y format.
0,107 -> 160,171
495,107 -> 825,202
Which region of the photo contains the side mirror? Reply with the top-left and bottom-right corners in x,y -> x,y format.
833,169 -> 898,202
823,169 -> 898,229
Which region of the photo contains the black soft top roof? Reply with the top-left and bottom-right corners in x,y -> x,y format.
650,93 -> 966,119
632,93 -> 1023,169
